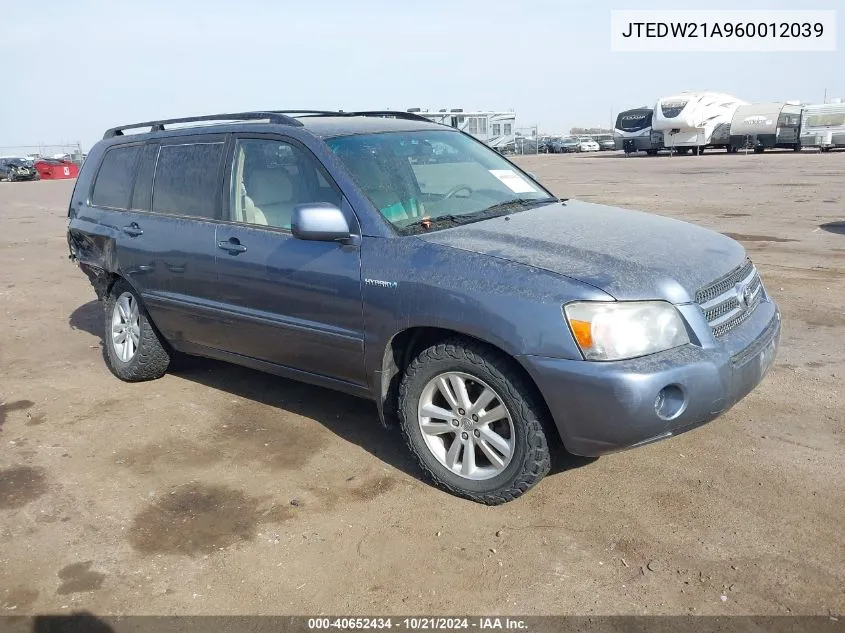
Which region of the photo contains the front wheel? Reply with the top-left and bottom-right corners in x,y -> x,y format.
398,339 -> 551,504
103,280 -> 171,382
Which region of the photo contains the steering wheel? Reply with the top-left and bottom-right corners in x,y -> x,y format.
442,184 -> 473,200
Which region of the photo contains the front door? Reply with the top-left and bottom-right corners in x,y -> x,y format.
213,135 -> 366,387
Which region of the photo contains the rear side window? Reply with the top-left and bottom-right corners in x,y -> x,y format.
130,144 -> 159,212
91,145 -> 141,209
152,143 -> 224,218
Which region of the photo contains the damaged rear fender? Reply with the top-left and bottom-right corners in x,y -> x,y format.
68,225 -> 121,300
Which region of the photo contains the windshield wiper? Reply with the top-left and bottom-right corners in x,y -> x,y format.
478,196 -> 559,215
401,197 -> 559,233
401,214 -> 480,232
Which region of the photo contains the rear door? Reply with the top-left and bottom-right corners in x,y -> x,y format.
113,135 -> 229,352
213,134 -> 366,387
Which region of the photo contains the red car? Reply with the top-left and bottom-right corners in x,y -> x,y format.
34,158 -> 80,180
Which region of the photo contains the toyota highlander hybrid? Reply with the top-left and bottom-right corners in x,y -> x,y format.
67,110 -> 780,504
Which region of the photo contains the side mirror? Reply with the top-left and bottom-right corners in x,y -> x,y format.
291,203 -> 353,243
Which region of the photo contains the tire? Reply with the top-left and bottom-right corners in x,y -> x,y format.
103,280 -> 170,382
754,147 -> 764,154
398,339 -> 551,504
793,144 -> 801,152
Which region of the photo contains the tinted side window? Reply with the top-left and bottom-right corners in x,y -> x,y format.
152,143 -> 224,218
130,144 -> 159,211
91,145 -> 141,209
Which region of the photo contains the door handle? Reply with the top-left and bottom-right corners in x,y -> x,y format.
218,238 -> 247,254
122,223 -> 143,237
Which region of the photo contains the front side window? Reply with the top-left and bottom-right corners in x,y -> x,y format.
230,138 -> 341,229
327,130 -> 555,234
152,143 -> 224,218
91,145 -> 141,209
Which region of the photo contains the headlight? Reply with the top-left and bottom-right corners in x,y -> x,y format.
564,301 -> 689,361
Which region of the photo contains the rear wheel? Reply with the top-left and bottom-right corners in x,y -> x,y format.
398,339 -> 551,504
103,280 -> 170,382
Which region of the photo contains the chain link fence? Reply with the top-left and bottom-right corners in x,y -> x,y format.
0,143 -> 86,164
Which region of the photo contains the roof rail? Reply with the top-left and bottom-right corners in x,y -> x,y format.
268,110 -> 345,117
344,110 -> 438,124
268,109 -> 439,124
267,109 -> 437,124
103,111 -> 303,139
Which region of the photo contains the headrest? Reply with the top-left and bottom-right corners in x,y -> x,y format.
248,169 -> 293,206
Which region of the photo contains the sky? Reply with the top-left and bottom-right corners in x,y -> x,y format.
0,0 -> 841,151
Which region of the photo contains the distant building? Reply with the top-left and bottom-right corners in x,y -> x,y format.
408,108 -> 516,149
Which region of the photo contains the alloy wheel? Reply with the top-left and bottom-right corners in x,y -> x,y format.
111,292 -> 141,362
417,371 -> 515,481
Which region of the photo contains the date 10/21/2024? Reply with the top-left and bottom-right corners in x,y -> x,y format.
307,617 -> 528,630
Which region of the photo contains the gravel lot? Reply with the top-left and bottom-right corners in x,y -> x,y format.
0,150 -> 843,616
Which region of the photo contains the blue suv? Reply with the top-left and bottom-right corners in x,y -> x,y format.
67,110 -> 780,504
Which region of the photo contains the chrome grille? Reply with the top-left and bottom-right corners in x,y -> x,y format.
697,259 -> 764,337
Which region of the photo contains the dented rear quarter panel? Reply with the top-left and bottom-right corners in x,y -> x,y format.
67,142 -> 123,295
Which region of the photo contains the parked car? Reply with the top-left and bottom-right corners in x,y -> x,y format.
0,157 -> 39,182
68,110 -> 781,504
598,137 -> 617,151
578,136 -> 600,152
34,158 -> 80,180
550,136 -> 581,153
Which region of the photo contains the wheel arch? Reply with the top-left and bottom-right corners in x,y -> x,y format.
374,326 -> 555,440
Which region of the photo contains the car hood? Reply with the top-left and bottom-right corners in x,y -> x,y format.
417,200 -> 746,302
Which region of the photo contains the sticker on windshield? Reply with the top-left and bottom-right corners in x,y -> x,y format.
489,169 -> 537,194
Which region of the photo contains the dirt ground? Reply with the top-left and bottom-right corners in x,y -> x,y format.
0,151 -> 843,617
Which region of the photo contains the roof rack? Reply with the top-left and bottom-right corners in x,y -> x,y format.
343,110 -> 437,123
269,109 -> 438,124
103,111 -> 303,139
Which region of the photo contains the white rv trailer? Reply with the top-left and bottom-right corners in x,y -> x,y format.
613,107 -> 664,155
800,100 -> 845,151
729,103 -> 803,153
652,92 -> 748,154
408,109 -> 516,149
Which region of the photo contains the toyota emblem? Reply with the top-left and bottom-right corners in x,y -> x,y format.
735,282 -> 752,309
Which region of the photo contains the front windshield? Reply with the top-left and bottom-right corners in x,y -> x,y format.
327,130 -> 556,233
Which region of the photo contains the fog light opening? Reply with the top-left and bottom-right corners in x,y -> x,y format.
655,384 -> 686,421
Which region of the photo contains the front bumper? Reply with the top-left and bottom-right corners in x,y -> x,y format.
518,300 -> 781,456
